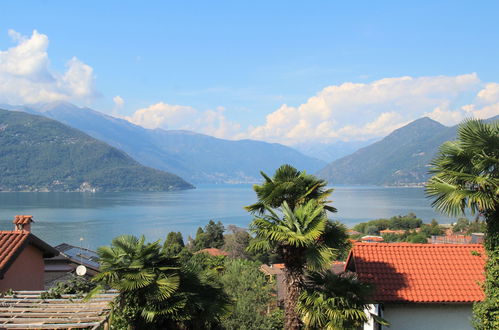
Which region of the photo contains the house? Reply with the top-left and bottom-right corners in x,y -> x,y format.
260,261 -> 346,307
345,243 -> 485,330
347,229 -> 362,236
360,235 -> 384,242
195,248 -> 229,256
44,243 -> 100,287
0,215 -> 59,291
260,263 -> 286,306
429,233 -> 484,244
379,229 -> 406,235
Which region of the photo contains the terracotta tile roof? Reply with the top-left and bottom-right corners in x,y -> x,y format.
0,231 -> 59,278
379,229 -> 406,235
360,235 -> 384,242
195,248 -> 229,256
13,215 -> 33,225
260,264 -> 284,276
0,231 -> 29,273
345,243 -> 485,303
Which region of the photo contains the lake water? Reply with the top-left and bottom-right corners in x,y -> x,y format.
0,185 -> 454,250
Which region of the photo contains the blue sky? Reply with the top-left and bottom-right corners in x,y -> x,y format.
0,1 -> 498,144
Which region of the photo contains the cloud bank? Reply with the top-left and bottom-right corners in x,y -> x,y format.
127,102 -> 241,138
0,30 -> 497,144
127,73 -> 498,144
0,29 -> 97,104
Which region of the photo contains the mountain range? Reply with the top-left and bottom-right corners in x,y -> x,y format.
4,102 -> 326,183
317,115 -> 499,186
3,102 -> 497,187
0,109 -> 193,192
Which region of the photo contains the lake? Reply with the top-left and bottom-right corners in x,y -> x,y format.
0,184 -> 454,250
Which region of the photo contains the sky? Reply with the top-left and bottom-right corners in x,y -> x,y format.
0,1 -> 498,145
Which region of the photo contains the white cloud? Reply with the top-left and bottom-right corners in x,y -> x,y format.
125,73 -> 499,145
0,29 -> 97,104
112,95 -> 124,115
245,74 -> 484,144
113,95 -> 124,107
126,102 -> 241,139
476,83 -> 499,104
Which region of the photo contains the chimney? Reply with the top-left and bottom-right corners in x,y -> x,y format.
13,215 -> 34,232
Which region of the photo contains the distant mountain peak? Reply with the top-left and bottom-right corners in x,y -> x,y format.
7,103 -> 325,184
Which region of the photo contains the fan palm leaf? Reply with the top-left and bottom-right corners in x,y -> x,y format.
426,118 -> 499,329
245,164 -> 336,214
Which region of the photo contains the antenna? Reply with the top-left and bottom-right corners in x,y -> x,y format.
76,237 -> 87,276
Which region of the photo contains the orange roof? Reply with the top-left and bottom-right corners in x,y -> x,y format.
0,231 -> 30,272
345,243 -> 485,303
195,248 -> 229,256
360,235 -> 384,242
0,231 -> 58,278
260,264 -> 284,275
379,229 -> 405,235
13,215 -> 34,225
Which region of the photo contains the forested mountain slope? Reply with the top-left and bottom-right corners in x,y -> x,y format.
0,109 -> 193,191
8,102 -> 325,183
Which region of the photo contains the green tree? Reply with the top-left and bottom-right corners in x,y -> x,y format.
426,118 -> 499,329
95,235 -> 229,329
453,217 -> 470,233
245,164 -> 337,214
248,200 -> 347,330
189,221 -> 225,251
220,259 -> 283,329
164,232 -> 184,257
94,235 -> 181,329
298,271 -> 387,330
407,233 -> 428,243
205,220 -> 225,248
223,225 -> 252,259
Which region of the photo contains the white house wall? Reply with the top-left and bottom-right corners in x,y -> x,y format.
382,303 -> 474,330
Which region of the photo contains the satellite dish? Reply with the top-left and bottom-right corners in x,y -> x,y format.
76,265 -> 87,276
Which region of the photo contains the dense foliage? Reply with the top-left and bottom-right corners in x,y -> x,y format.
0,109 -> 193,191
220,259 -> 283,329
94,235 -> 229,329
426,118 -> 499,329
163,232 -> 184,257
188,220 -> 225,252
298,271 -> 387,330
41,275 -> 96,299
245,164 -> 336,214
353,213 -> 423,234
452,217 -> 486,234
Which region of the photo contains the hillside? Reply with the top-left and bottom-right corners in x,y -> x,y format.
0,109 -> 194,192
9,102 -> 326,183
294,139 -> 378,163
317,117 -> 458,186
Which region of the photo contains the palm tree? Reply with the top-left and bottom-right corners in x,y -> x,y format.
426,118 -> 499,329
245,164 -> 337,214
248,200 -> 347,330
298,271 -> 388,330
95,235 -> 230,329
95,235 -> 181,328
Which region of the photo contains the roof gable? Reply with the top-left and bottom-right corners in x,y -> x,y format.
0,231 -> 58,277
346,243 -> 485,303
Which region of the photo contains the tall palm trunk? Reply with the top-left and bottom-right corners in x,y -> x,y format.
484,209 -> 498,253
283,247 -> 304,330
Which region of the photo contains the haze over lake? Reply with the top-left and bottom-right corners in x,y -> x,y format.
0,185 -> 454,250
